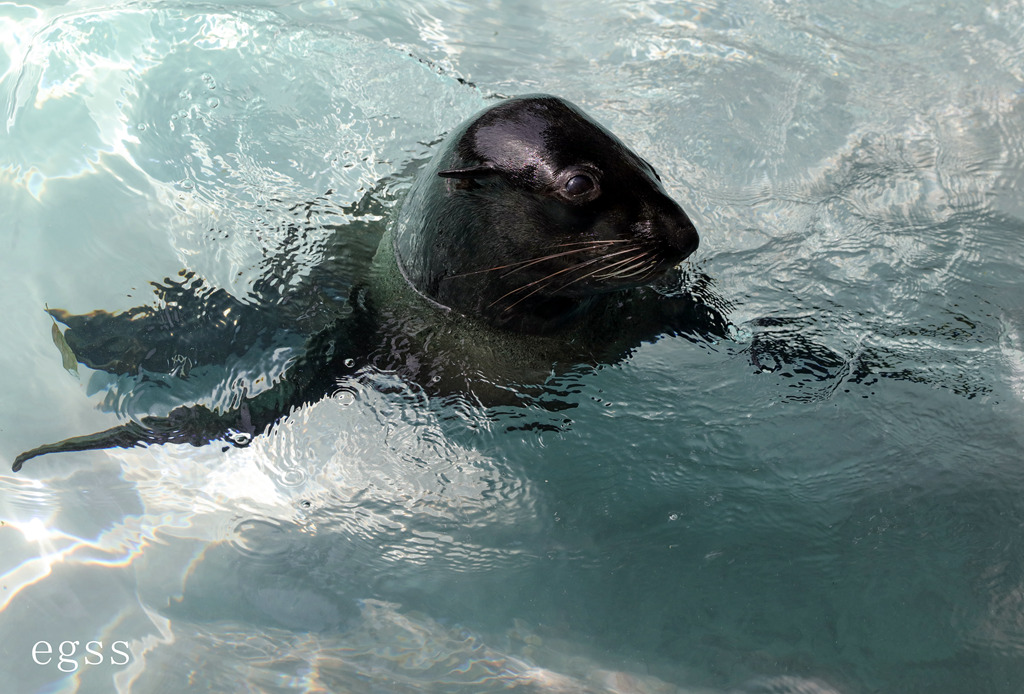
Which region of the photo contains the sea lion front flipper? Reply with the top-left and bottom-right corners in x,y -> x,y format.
11,403 -> 242,472
13,308 -> 373,472
50,272 -> 282,377
13,363 -> 318,472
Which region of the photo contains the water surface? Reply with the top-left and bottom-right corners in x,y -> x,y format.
2,1 -> 1024,692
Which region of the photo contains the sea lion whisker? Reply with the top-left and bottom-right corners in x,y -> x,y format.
492,256 -> 608,303
542,251 -> 652,296
490,254 -> 615,311
587,251 -> 651,277
452,241 -> 640,281
536,247 -> 650,288
449,245 -> 604,279
493,277 -> 564,313
534,247 -> 651,292
488,246 -> 646,306
627,260 -> 664,279
571,245 -> 645,265
568,253 -> 648,285
498,273 -> 582,313
495,241 -> 639,277
592,253 -> 658,279
611,263 -> 658,279
543,239 -> 630,249
496,247 -> 617,279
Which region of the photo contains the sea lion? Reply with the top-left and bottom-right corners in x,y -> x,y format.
13,94 -> 726,472
392,95 -> 699,334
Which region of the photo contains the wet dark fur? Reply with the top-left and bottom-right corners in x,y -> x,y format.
394,96 -> 700,334
13,95 -> 728,472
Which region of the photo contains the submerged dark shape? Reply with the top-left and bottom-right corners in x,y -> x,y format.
14,95 -> 727,472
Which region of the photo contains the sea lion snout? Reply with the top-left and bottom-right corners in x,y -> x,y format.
633,194 -> 700,267
661,201 -> 700,260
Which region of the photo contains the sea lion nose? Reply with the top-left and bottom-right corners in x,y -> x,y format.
644,197 -> 699,261
669,203 -> 699,258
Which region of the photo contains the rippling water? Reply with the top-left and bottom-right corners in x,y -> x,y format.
2,1 -> 1024,692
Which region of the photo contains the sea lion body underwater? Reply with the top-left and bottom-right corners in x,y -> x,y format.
13,94 -> 725,472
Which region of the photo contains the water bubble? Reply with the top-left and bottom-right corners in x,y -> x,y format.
206,97 -> 220,109
229,431 -> 252,446
179,89 -> 192,100
201,72 -> 217,89
343,358 -> 355,368
177,178 -> 194,191
136,122 -> 147,132
230,518 -> 291,560
279,468 -> 307,486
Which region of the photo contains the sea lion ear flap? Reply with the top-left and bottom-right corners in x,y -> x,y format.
437,163 -> 498,180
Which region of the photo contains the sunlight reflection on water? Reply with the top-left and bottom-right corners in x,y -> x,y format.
2,0 -> 1024,692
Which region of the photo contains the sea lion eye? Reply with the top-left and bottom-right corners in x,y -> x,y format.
564,173 -> 596,197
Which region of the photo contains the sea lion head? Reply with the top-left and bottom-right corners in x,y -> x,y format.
393,94 -> 700,334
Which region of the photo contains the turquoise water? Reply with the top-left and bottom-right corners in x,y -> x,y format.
2,0 -> 1024,692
